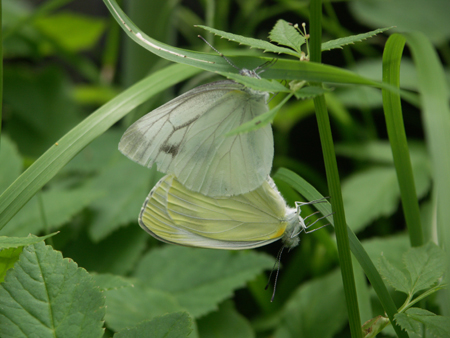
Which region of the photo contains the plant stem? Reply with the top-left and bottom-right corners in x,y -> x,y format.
309,0 -> 362,337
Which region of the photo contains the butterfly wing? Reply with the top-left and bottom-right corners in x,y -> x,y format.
139,174 -> 287,250
119,80 -> 273,196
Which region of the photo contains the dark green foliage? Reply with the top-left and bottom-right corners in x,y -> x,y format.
0,0 -> 449,337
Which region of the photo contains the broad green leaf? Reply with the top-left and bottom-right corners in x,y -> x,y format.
269,19 -> 305,55
362,234 -> 410,272
0,136 -> 22,194
105,282 -> 182,332
134,246 -> 274,317
86,156 -> 161,242
274,269 -> 347,338
0,247 -> 23,283
321,27 -> 393,52
197,301 -> 254,338
0,241 -> 105,338
64,129 -> 123,174
378,255 -> 410,294
395,308 -> 450,338
3,65 -> 81,158
342,167 -> 402,232
404,242 -> 447,294
0,186 -> 102,237
34,12 -> 106,53
350,0 -> 450,45
342,163 -> 431,233
114,312 -> 193,338
64,225 -> 147,276
0,233 -> 57,249
91,273 -> 134,292
196,25 -> 300,57
336,141 -> 428,165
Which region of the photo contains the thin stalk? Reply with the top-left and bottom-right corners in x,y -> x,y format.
310,1 -> 362,337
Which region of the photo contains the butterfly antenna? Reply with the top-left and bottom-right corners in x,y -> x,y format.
255,58 -> 278,75
198,35 -> 240,71
265,246 -> 285,302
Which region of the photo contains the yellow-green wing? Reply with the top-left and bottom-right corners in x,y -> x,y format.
139,174 -> 288,250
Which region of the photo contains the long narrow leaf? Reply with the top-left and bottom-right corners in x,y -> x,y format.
403,31 -> 450,316
0,64 -> 200,230
382,34 -> 424,247
103,0 -> 413,98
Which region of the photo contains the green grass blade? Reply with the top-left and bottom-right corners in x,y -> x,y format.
382,34 -> 424,247
103,0 -> 417,102
403,31 -> 450,316
309,0 -> 362,336
274,168 -> 408,338
0,0 -> 3,142
0,64 -> 200,230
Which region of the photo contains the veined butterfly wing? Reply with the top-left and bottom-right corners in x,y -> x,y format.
139,174 -> 304,250
119,80 -> 273,197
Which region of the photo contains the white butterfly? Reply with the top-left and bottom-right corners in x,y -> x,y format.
119,76 -> 273,197
139,174 -> 326,250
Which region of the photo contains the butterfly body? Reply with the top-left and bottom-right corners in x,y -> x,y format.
119,80 -> 273,197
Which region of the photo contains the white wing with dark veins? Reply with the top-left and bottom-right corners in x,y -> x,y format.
119,80 -> 273,196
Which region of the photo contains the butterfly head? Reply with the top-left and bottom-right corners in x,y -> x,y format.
281,207 -> 305,249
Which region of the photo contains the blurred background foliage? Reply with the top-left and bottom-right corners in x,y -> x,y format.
1,0 -> 449,337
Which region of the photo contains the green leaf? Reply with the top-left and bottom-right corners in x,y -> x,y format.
114,312 -> 193,338
395,308 -> 450,338
3,65 -> 82,158
405,242 -> 447,294
0,185 -> 102,237
105,282 -> 182,332
0,136 -> 22,194
0,233 -> 57,249
362,234 -> 410,272
197,301 -> 254,338
196,24 -> 300,57
268,19 -> 305,54
274,269 -> 347,338
64,225 -> 147,276
134,246 -> 274,317
86,156 -> 160,242
350,0 -> 450,45
342,167 -> 402,232
0,241 -> 105,338
64,129 -> 123,174
378,255 -> 410,294
342,162 -> 431,233
91,273 -> 134,292
321,27 -> 394,52
0,247 -> 23,283
34,12 -> 106,53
